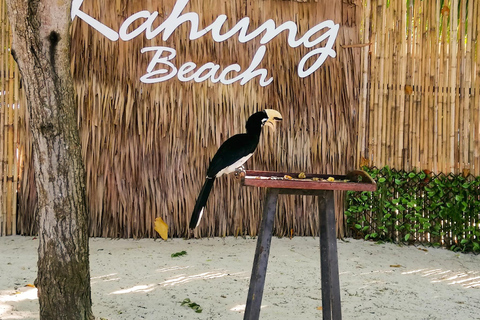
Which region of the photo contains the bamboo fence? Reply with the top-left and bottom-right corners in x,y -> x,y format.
0,0 -> 26,236
4,0 -> 480,238
357,0 -> 480,175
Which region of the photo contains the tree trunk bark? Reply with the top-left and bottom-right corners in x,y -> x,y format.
6,1 -> 94,319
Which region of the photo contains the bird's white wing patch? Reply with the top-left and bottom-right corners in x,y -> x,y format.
215,153 -> 253,177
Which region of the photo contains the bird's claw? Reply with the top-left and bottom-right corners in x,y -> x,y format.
234,166 -> 246,180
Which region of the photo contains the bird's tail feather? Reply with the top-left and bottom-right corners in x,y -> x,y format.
189,177 -> 215,229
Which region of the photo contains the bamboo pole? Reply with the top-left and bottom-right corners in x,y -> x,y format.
413,0 -> 422,170
450,0 -> 458,173
475,1 -> 480,172
373,0 -> 384,167
441,5 -> 451,172
385,3 -> 393,167
419,0 -> 427,171
432,0 -> 442,245
378,0 -> 387,167
432,0 -> 440,174
0,0 -> 5,236
380,0 -> 388,166
359,0 -> 371,167
13,61 -> 18,235
368,0 -> 378,168
465,0 -> 473,172
458,0 -> 467,172
6,26 -> 14,235
427,2 -> 436,173
438,1 -> 444,173
396,0 -> 406,169
404,0 -> 414,171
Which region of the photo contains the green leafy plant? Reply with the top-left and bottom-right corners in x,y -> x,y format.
171,250 -> 187,257
345,166 -> 480,253
181,298 -> 202,313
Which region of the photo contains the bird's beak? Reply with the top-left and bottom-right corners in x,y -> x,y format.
264,109 -> 283,132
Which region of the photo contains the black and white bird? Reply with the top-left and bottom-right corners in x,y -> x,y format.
189,109 -> 283,229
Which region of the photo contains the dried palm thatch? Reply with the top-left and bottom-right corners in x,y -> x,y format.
66,0 -> 362,238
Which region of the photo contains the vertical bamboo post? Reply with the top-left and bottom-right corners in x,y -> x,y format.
449,0 -> 458,173
375,0 -> 386,167
6,25 -> 14,235
396,0 -> 406,169
439,4 -> 450,172
385,2 -> 394,167
427,2 -> 436,173
458,0 -> 466,172
439,0 -> 444,174
404,0 -> 414,171
379,0 -> 388,167
465,0 -> 473,172
413,0 -> 422,170
474,1 -> 480,172
432,0 -> 440,174
0,0 -> 5,236
13,59 -> 19,236
432,0 -> 442,245
410,0 -> 417,169
369,0 -> 378,167
418,0 -> 426,171
359,0 -> 371,166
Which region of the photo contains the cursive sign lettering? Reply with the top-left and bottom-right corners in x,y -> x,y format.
72,0 -> 339,86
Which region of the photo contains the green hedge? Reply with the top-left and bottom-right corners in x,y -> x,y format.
345,167 -> 480,253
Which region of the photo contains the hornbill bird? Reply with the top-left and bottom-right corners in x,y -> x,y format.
189,109 -> 283,229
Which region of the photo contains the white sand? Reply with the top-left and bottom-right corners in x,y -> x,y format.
0,236 -> 479,320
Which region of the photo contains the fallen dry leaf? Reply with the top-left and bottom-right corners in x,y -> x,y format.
390,264 -> 402,268
317,306 -> 323,310
25,284 -> 35,288
154,217 -> 168,240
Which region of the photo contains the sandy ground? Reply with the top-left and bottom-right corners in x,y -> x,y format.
0,236 -> 479,320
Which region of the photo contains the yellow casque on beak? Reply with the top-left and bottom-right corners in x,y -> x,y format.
264,109 -> 283,132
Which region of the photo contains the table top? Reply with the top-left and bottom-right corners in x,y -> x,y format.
241,170 -> 377,192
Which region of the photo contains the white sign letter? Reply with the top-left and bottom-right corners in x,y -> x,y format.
297,21 -> 338,78
298,47 -> 337,78
140,47 -> 177,83
119,11 -> 158,41
71,0 -> 119,41
239,46 -> 273,86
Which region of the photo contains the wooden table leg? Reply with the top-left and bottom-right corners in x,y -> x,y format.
318,190 -> 342,320
244,188 -> 279,320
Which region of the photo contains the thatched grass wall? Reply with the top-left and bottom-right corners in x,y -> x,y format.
65,0 -> 362,238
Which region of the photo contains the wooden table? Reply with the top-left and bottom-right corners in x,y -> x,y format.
241,170 -> 376,320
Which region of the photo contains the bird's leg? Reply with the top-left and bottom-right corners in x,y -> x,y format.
234,165 -> 246,180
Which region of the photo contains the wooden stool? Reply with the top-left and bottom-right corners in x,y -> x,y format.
241,171 -> 376,320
